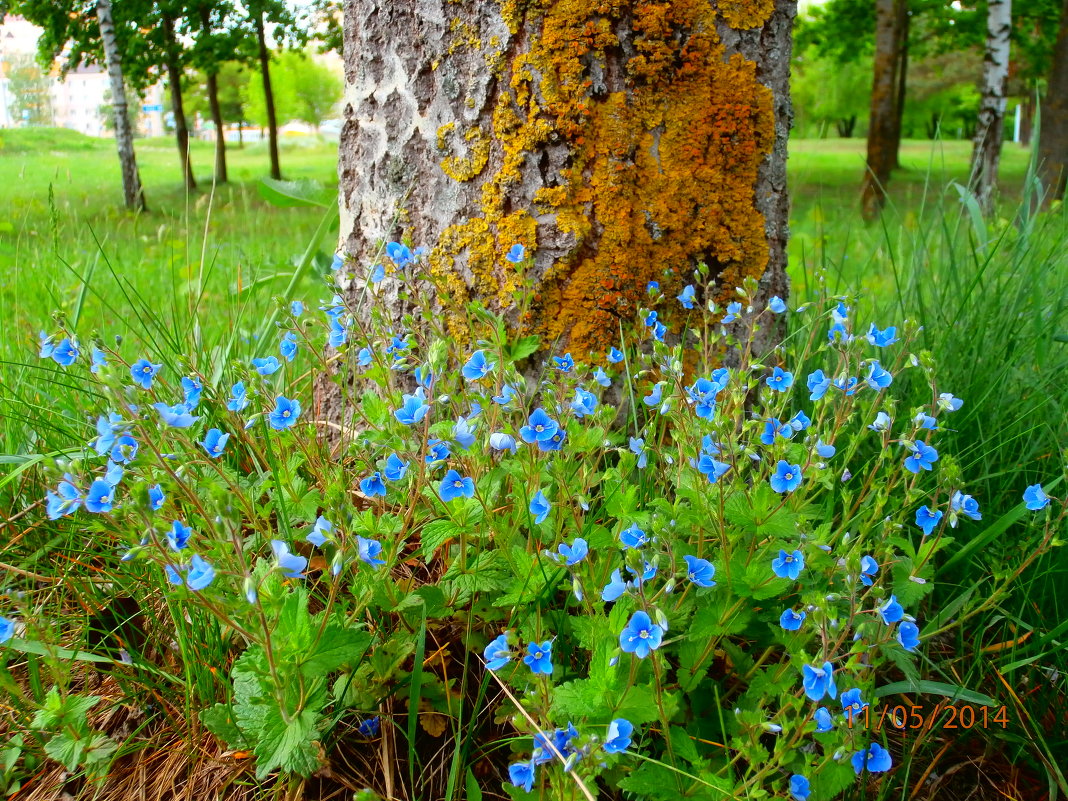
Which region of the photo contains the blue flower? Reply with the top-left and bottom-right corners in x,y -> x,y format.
252,356 -> 280,375
330,253 -> 345,271
869,411 -> 891,432
766,367 -> 794,392
770,461 -> 803,493
620,611 -> 663,658
807,369 -> 831,401
769,296 -> 788,314
505,243 -> 526,263
696,454 -> 731,484
851,742 -> 892,774
484,632 -> 512,670
524,640 -> 553,674
557,537 -> 587,566
593,367 -> 612,388
109,433 -> 138,464
950,490 -> 982,523
602,569 -> 628,602
677,285 -> 696,309
607,347 -> 624,364
529,491 -> 551,524
904,441 -> 938,473
384,453 -> 409,481
833,375 -> 858,395
878,595 -> 904,624
307,515 -> 333,546
789,774 -> 811,800
646,281 -> 659,294
92,414 -> 121,455
130,359 -> 162,390
916,413 -> 938,430
291,300 -> 304,316
85,479 -> 115,513
643,382 -> 664,407
722,301 -> 742,324
167,520 -> 192,551
104,459 -> 124,487
898,621 -> 921,651
915,505 -> 943,535
780,608 -> 806,631
328,317 -> 348,348
426,439 -> 451,463
369,263 -> 386,283
814,707 -> 833,733
153,402 -> 199,428
357,716 -> 380,737
271,540 -> 308,578
50,337 -> 80,366
492,383 -> 516,406
760,417 -> 790,445
938,392 -> 963,411
269,396 -> 301,430
620,524 -> 648,549
90,348 -> 107,374
46,476 -> 82,520
629,437 -> 647,469
553,353 -> 575,372
684,555 -> 716,587
772,549 -> 804,580
1023,484 -> 1050,510
802,661 -> 837,701
519,408 -> 559,443
179,376 -> 203,409
816,439 -> 836,459
227,382 -> 249,412
789,410 -> 811,432
356,346 -> 372,366
0,616 -> 14,644
508,761 -> 535,793
840,688 -> 867,718
462,350 -> 495,381
604,719 -> 633,753
866,360 -> 893,390
360,472 -> 387,497
386,241 -> 415,267
453,416 -> 477,449
200,428 -> 230,459
357,535 -> 385,567
280,332 -> 298,362
860,555 -> 879,586
866,324 -> 899,347
186,554 -> 215,591
148,484 -> 165,511
394,390 -> 430,425
439,469 -> 475,502
489,432 -> 518,452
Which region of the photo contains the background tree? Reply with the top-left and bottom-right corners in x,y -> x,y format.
1039,0 -> 1068,201
791,46 -> 871,138
5,54 -> 53,125
243,49 -> 341,131
970,0 -> 1012,211
157,3 -> 196,190
862,0 -> 909,219
185,61 -> 250,146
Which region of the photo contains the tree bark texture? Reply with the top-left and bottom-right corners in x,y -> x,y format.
889,0 -> 908,170
97,0 -> 146,211
200,6 -> 228,184
861,0 -> 905,220
256,14 -> 282,181
337,0 -> 795,358
1039,0 -> 1068,203
970,0 -> 1011,213
163,14 -> 196,191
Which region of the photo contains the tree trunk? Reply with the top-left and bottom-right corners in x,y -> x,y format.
889,1 -> 909,169
96,0 -> 146,211
200,6 -> 228,183
1019,93 -> 1035,145
335,0 -> 794,364
162,13 -> 196,191
256,13 -> 281,181
970,0 -> 1011,213
1039,0 -> 1068,203
862,0 -> 905,219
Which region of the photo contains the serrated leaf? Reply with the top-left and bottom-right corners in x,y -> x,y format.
507,335 -> 541,361
420,519 -> 460,560
300,626 -> 372,676
201,704 -> 247,748
669,725 -> 699,764
253,706 -> 322,778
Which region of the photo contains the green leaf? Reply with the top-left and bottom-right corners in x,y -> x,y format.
200,704 -> 247,748
874,680 -> 997,707
616,760 -> 684,800
253,706 -> 322,778
669,726 -> 699,765
257,177 -> 331,208
300,626 -> 372,677
465,768 -> 484,801
507,336 -> 540,361
421,519 -> 460,560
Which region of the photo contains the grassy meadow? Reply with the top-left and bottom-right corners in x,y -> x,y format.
1,128 -> 1066,799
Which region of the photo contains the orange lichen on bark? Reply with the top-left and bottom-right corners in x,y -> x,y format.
431,0 -> 776,354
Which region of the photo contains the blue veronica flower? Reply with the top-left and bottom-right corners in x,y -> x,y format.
780,608 -> 806,631
722,301 -> 742,324
651,320 -> 667,341
677,285 -> 696,309
833,375 -> 858,395
601,569 -> 628,602
878,595 -> 904,624
553,353 -> 575,372
46,476 -> 82,520
772,549 -> 804,580
869,411 -> 891,432
866,360 -> 893,390
148,484 -> 165,511
915,505 -> 943,535
828,322 -> 850,343
426,439 -> 451,463
851,742 -> 892,774
386,241 -> 414,267
766,367 -> 793,392
369,263 -> 386,283
271,540 -> 307,578
646,281 -> 659,294
357,535 -> 385,567
328,317 -> 348,348
760,417 -> 789,445
557,537 -> 587,565
280,332 -> 298,362
802,661 -> 837,701
50,337 -> 80,366
904,441 -> 938,473
604,719 -> 633,753
813,707 -> 833,733
807,369 -> 831,401
607,347 -> 624,363
38,331 -> 56,359
643,382 -> 664,407
684,555 -> 716,587
950,490 -> 982,522
629,437 -> 647,469
770,460 -> 802,493
571,388 -> 598,418
529,491 -> 551,524
290,300 -> 304,316
130,359 -> 162,389
384,453 -> 409,481
938,392 -> 964,411
786,776 -> 811,801
453,416 -> 477,449
167,520 -> 192,551
165,564 -> 183,585
307,515 -> 333,547
92,413 -> 122,455
439,469 -> 475,502
860,555 -> 879,586
593,367 -> 612,387
523,640 -> 553,674
866,324 -> 899,347
620,524 -> 648,549
0,617 -> 14,644
179,376 -> 202,409
153,402 -> 199,428
769,296 -> 788,314
1023,484 -> 1050,510
508,761 -> 536,793
696,454 -> 731,484
394,390 -> 430,425
505,243 -> 525,263
185,554 -> 215,591
357,716 -> 380,737
104,459 -> 124,487
789,410 -> 811,432
492,383 -> 516,406
356,346 -> 372,366
840,688 -> 867,718
520,408 -> 559,443
489,432 -> 518,452
816,439 -> 836,459
330,253 -> 345,271
916,413 -> 938,430
200,428 -> 230,459
462,350 -> 495,381
110,433 -> 138,464
90,348 -> 108,374
898,621 -> 921,651
484,632 -> 513,671
360,472 -> 387,497
85,479 -> 115,513
619,611 -> 663,658
252,356 -> 280,375
227,382 -> 249,412
269,395 -> 301,430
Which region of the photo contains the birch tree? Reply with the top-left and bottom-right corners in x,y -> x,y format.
97,0 -> 146,211
970,0 -> 1012,213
